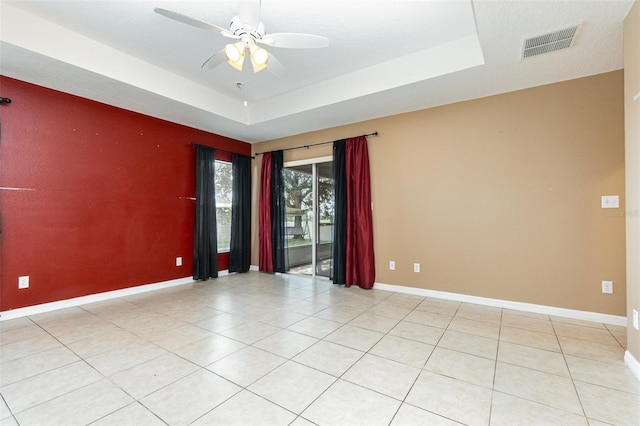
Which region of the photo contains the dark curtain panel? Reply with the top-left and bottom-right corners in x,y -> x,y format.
332,139 -> 347,284
259,152 -> 274,272
229,153 -> 251,273
270,150 -> 288,273
331,136 -> 375,288
193,145 -> 218,280
345,136 -> 375,288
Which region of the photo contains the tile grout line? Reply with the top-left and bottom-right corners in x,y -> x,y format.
488,307 -> 505,426
29,299 -> 237,425
554,315 -> 591,421
386,297 -> 464,425
381,297 -> 433,426
4,313 -> 117,418
2,273 -> 637,425
241,290 -> 392,425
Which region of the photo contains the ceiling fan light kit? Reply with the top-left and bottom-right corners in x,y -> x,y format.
250,45 -> 269,66
249,46 -> 269,73
223,40 -> 270,73
224,42 -> 244,63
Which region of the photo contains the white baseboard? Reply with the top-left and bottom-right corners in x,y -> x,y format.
250,265 -> 259,271
374,282 -> 627,326
625,351 -> 640,382
0,269 -> 245,321
0,276 -> 196,321
0,272 -> 628,329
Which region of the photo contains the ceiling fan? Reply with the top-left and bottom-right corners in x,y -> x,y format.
154,1 -> 329,76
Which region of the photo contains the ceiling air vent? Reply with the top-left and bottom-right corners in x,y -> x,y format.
522,25 -> 581,59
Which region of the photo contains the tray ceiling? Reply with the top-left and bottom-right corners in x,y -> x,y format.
0,1 -> 633,142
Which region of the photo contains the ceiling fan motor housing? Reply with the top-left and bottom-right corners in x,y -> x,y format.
229,16 -> 265,40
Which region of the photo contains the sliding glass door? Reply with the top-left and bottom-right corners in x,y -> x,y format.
315,161 -> 333,277
284,157 -> 333,278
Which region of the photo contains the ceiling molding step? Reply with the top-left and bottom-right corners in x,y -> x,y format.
248,33 -> 485,125
0,3 -> 247,124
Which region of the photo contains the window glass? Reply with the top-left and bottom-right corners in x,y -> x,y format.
215,161 -> 232,252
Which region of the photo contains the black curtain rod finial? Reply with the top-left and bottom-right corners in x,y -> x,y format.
0,97 -> 12,104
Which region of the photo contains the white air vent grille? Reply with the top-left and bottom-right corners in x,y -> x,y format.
523,25 -> 580,58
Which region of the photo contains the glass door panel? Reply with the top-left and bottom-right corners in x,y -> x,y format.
284,164 -> 313,275
283,160 -> 333,277
316,161 -> 333,277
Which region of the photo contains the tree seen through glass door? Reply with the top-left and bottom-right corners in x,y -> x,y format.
284,161 -> 333,277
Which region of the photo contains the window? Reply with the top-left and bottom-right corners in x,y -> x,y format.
215,160 -> 232,252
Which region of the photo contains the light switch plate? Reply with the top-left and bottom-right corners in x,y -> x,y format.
601,195 -> 619,209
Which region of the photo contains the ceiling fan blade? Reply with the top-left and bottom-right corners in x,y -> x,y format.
201,49 -> 227,70
267,53 -> 286,78
260,33 -> 329,49
154,7 -> 236,38
238,0 -> 261,30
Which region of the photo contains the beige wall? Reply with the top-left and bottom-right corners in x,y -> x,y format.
625,0 -> 640,363
252,70 -> 626,316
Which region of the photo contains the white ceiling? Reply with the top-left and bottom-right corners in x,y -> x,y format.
0,0 -> 634,143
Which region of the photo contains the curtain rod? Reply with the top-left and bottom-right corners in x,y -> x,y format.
253,132 -> 378,157
191,142 -> 253,158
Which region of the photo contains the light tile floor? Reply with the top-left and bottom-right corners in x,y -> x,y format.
1,272 -> 639,426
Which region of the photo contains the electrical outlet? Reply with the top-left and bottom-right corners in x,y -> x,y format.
413,263 -> 420,273
18,276 -> 29,289
176,257 -> 183,267
633,309 -> 639,331
389,261 -> 395,271
601,280 -> 613,294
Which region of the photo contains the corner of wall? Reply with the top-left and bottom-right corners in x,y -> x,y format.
624,0 -> 640,365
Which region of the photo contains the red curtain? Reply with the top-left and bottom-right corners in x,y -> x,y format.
345,136 -> 375,288
259,152 -> 274,272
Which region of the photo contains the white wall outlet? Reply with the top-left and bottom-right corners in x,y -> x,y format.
633,309 -> 639,331
389,261 -> 395,271
413,263 -> 420,273
18,276 -> 29,289
601,195 -> 619,209
601,280 -> 613,294
176,257 -> 183,267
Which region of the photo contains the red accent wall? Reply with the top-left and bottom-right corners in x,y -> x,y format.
0,76 -> 250,311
